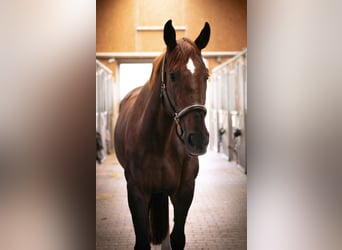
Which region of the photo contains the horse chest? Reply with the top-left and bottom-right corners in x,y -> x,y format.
128,154 -> 184,192
152,159 -> 182,191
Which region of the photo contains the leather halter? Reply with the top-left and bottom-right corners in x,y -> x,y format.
160,55 -> 207,141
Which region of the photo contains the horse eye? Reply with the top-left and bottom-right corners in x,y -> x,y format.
170,73 -> 176,82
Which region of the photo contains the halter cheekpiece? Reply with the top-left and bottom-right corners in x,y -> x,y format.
160,54 -> 207,141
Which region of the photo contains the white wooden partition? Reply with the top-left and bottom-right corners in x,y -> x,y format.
207,49 -> 247,172
96,60 -> 115,155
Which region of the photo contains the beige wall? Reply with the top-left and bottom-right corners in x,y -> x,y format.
97,0 -> 246,72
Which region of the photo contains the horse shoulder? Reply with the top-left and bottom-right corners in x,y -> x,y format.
119,86 -> 142,112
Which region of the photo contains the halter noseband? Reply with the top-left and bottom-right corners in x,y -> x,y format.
160,55 -> 207,140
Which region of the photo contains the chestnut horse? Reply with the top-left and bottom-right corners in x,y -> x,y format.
114,20 -> 210,250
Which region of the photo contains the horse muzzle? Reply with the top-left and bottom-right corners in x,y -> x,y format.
171,104 -> 209,156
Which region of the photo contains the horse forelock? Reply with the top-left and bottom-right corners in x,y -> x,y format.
147,38 -> 206,90
167,38 -> 205,72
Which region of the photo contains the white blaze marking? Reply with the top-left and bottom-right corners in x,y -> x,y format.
186,58 -> 196,74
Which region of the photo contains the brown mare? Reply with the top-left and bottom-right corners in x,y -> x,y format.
114,20 -> 210,250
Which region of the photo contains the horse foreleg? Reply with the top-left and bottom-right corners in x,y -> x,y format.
127,184 -> 151,250
170,182 -> 195,250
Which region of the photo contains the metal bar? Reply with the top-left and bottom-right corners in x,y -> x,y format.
212,48 -> 247,73
96,60 -> 112,74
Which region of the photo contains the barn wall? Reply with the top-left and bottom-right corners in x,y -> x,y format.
97,0 -> 246,52
96,0 -> 246,72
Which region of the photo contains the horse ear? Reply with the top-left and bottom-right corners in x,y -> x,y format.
195,22 -> 211,50
164,19 -> 177,51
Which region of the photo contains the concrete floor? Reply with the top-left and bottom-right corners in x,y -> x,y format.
96,151 -> 246,250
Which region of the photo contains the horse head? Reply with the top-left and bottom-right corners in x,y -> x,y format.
161,20 -> 210,156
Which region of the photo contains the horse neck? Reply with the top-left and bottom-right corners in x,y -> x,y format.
139,54 -> 174,138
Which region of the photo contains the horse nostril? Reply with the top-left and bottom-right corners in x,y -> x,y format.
188,133 -> 203,147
